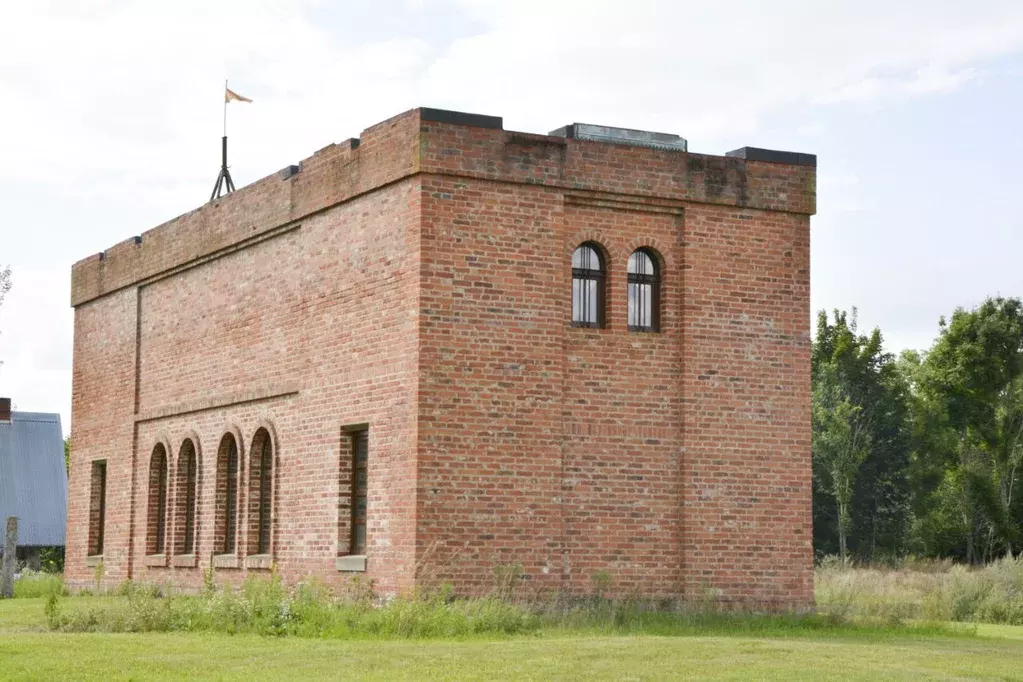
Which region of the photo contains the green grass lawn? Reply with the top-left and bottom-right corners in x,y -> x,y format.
3,598 -> 1023,681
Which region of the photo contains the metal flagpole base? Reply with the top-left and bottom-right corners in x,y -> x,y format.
210,135 -> 236,202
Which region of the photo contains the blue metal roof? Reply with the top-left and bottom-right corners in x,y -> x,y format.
0,412 -> 68,547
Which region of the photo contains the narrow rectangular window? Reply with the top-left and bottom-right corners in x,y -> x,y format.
571,244 -> 605,327
156,461 -> 167,553
183,451 -> 196,554
350,430 -> 368,555
89,460 -> 107,556
257,438 -> 272,555
627,249 -> 660,332
225,442 -> 238,554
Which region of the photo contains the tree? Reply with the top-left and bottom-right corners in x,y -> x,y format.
914,297 -> 1023,562
813,363 -> 872,565
811,309 -> 909,564
0,265 -> 9,308
0,265 -> 10,369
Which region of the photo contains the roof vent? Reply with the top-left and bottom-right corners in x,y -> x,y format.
549,123 -> 687,152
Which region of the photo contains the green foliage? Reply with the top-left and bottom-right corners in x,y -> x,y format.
812,309 -> 908,564
813,298 -> 1023,566
39,546 -> 64,573
12,570 -> 65,599
41,570 -> 953,640
8,596 -> 1023,682
93,560 -> 105,592
910,297 -> 1023,562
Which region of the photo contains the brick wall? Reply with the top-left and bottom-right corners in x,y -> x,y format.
681,203 -> 813,607
68,107 -> 813,607
69,173 -> 421,593
68,288 -> 137,586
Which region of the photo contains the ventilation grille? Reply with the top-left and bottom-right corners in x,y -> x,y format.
549,123 -> 687,152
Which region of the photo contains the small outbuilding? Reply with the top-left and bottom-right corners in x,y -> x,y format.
0,398 -> 69,569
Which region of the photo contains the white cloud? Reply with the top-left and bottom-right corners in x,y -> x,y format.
2,0 -> 1023,431
426,0 -> 1023,140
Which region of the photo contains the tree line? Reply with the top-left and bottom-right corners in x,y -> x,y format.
813,297 -> 1023,565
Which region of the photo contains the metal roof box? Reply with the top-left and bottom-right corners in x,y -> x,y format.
549,123 -> 687,152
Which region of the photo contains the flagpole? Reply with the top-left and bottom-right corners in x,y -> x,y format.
211,79 -> 235,202
211,79 -> 248,202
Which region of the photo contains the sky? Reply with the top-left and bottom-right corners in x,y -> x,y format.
1,0 -> 1023,435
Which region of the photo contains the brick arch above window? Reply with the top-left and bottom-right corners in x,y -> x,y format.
565,231 -> 613,259
620,238 -> 673,272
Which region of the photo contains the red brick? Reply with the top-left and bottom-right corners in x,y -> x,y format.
67,108 -> 814,609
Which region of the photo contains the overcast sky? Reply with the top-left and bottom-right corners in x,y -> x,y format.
2,0 -> 1023,434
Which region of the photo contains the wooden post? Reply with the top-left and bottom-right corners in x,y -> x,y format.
1,516 -> 17,598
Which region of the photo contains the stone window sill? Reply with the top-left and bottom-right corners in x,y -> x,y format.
245,554 -> 273,570
143,554 -> 167,568
212,554 -> 239,569
336,555 -> 367,572
85,555 -> 104,568
172,554 -> 197,568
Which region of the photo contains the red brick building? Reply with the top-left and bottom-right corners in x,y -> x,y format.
67,108 -> 816,608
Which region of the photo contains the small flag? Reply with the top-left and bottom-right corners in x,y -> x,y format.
225,87 -> 252,103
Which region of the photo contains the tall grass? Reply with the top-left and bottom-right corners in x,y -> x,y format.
38,557 -> 1023,637
816,555 -> 1023,625
43,569 -> 954,639
12,570 -> 66,598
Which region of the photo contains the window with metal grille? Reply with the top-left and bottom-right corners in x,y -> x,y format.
572,243 -> 605,327
627,248 -> 660,332
215,433 -> 239,555
174,438 -> 198,556
248,429 -> 274,556
146,444 -> 168,555
88,460 -> 107,556
350,430 -> 368,555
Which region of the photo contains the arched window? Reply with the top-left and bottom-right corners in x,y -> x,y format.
146,443 -> 169,556
215,433 -> 240,555
247,428 -> 274,556
173,438 -> 199,556
572,243 -> 605,327
627,248 -> 660,332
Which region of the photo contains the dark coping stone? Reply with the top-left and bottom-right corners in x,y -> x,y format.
420,108 -> 503,130
725,147 -> 817,167
279,165 -> 301,180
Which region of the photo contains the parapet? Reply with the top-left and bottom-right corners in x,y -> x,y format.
71,107 -> 815,307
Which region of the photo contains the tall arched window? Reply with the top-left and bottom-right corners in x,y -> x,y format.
215,433 -> 240,555
247,428 -> 274,556
627,248 -> 660,332
146,443 -> 169,556
173,438 -> 199,556
572,243 -> 605,327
